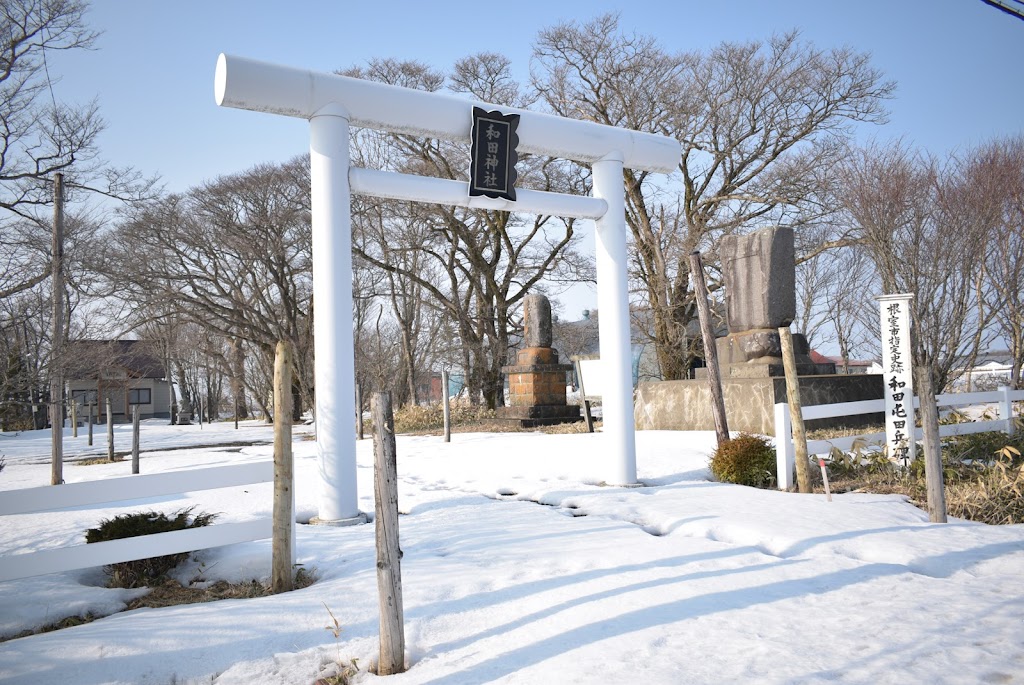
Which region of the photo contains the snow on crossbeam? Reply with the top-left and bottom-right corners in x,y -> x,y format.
214,53 -> 679,173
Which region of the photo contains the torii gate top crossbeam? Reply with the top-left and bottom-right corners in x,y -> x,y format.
215,54 -> 679,173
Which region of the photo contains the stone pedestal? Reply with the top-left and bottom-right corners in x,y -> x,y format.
711,330 -> 836,378
634,374 -> 884,435
497,346 -> 581,427
496,293 -> 582,428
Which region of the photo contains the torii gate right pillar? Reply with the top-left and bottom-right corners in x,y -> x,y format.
593,152 -> 638,486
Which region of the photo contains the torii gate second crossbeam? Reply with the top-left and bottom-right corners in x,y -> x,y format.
215,54 -> 680,524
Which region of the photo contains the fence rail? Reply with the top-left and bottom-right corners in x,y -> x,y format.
0,461 -> 277,582
773,386 -> 1024,490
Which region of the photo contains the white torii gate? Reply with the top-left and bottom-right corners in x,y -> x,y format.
215,54 -> 679,524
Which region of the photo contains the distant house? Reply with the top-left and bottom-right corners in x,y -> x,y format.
817,353 -> 880,375
65,340 -> 172,422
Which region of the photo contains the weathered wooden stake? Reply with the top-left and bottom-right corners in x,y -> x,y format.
131,406 -> 140,475
818,457 -> 832,502
915,363 -> 947,523
88,403 -> 94,446
355,384 -> 364,440
372,391 -> 406,675
779,326 -> 812,493
50,172 -> 64,486
71,400 -> 78,438
106,397 -> 114,462
272,340 -> 295,593
689,251 -> 729,447
441,369 -> 451,443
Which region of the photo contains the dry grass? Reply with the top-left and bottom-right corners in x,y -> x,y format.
816,430 -> 1024,525
0,569 -> 317,643
383,399 -> 594,436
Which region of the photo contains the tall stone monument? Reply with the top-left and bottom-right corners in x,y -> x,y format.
717,227 -> 834,377
633,226 -> 882,434
497,294 -> 582,427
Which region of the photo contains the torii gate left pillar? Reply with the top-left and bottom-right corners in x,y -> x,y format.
308,105 -> 363,524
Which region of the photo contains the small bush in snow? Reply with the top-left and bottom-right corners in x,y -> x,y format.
85,507 -> 217,588
709,433 -> 777,489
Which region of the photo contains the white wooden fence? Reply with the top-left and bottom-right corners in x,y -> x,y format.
773,386 -> 1024,490
0,461 -> 281,582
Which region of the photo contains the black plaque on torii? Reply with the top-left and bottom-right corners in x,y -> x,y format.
469,107 -> 519,202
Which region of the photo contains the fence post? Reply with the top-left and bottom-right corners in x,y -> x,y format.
372,391 -> 406,675
773,402 -> 794,490
999,386 -> 1015,436
71,400 -> 78,438
272,340 -> 295,594
442,369 -> 451,443
88,403 -> 94,446
131,406 -> 140,475
106,397 -> 114,462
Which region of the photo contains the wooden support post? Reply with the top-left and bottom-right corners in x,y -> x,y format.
372,391 -> 405,675
71,400 -> 78,438
50,172 -> 65,486
574,359 -> 595,433
106,397 -> 114,462
355,384 -> 364,441
689,251 -> 729,447
88,403 -> 94,446
915,364 -> 947,523
272,340 -> 295,593
442,369 -> 451,443
131,406 -> 141,474
779,327 -> 811,493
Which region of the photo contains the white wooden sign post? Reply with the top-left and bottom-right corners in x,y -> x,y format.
878,294 -> 916,466
215,55 -> 679,522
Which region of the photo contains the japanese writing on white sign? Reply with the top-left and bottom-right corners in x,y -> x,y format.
879,294 -> 916,466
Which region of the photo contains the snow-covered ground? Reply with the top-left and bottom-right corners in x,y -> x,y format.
1,420 -> 1023,684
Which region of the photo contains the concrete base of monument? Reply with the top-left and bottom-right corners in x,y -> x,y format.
495,404 -> 584,428
308,512 -> 368,527
634,374 -> 884,435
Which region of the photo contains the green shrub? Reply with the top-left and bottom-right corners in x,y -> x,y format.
85,507 -> 217,588
709,433 -> 777,488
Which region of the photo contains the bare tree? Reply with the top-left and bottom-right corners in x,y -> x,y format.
980,136 -> 1024,387
838,140 -> 995,391
531,15 -> 894,378
106,158 -> 313,416
347,56 -> 591,409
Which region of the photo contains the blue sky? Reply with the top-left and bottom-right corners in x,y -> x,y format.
49,0 -> 1024,318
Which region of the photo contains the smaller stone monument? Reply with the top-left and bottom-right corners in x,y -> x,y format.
497,294 -> 582,427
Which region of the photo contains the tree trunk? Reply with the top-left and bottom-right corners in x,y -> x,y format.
916,363 -> 947,523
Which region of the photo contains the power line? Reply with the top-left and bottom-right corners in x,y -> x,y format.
980,0 -> 1024,21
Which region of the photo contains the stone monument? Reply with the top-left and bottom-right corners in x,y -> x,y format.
634,226 -> 882,434
497,294 -> 582,427
716,227 -> 835,378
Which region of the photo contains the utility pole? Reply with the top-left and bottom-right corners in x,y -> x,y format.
50,172 -> 65,486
